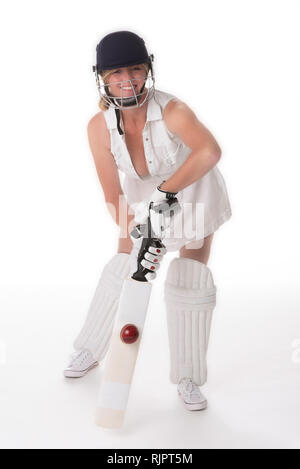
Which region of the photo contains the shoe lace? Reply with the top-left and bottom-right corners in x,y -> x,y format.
69,349 -> 89,366
182,378 -> 200,397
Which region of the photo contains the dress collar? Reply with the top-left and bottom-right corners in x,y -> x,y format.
147,90 -> 163,121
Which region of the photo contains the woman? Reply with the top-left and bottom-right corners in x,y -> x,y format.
64,31 -> 232,412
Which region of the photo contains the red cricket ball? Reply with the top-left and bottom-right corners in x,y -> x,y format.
120,324 -> 139,344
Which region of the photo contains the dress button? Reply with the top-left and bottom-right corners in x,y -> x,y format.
148,161 -> 152,164
145,138 -> 149,141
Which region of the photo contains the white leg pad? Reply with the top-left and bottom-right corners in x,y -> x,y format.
73,253 -> 130,361
164,258 -> 216,386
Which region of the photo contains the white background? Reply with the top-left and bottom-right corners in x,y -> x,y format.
0,0 -> 300,449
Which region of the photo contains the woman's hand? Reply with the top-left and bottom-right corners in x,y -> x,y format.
134,182 -> 181,228
129,235 -> 167,281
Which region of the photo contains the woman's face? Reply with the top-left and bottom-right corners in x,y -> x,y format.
104,64 -> 148,98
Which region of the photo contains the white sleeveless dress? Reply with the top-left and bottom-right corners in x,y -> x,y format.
103,89 -> 232,251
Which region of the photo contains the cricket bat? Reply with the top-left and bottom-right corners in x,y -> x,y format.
95,213 -> 165,429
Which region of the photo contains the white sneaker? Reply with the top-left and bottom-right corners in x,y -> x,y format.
177,377 -> 207,411
63,349 -> 99,378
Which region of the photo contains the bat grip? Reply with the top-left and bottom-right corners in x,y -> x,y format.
131,237 -> 165,282
131,212 -> 165,283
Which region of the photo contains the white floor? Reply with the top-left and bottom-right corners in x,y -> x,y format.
1,279 -> 300,449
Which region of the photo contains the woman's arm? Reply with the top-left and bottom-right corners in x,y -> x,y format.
87,112 -> 134,242
160,99 -> 222,193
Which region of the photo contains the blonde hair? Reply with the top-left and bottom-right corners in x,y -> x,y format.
98,63 -> 150,111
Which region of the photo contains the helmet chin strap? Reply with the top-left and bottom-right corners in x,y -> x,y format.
112,96 -> 139,107
115,108 -> 124,136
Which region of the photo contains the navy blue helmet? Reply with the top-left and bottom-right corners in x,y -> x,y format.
93,31 -> 155,109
